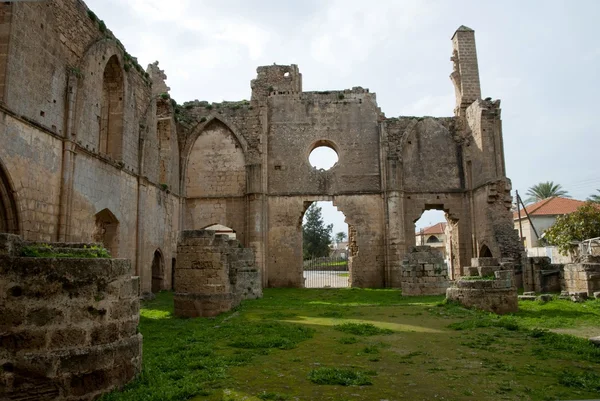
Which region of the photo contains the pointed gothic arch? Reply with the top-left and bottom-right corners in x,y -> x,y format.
99,55 -> 124,159
0,159 -> 20,235
184,118 -> 247,198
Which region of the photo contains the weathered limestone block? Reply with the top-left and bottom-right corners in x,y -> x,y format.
401,246 -> 449,296
0,234 -> 141,401
446,269 -> 517,314
563,260 -> 600,296
174,230 -> 262,318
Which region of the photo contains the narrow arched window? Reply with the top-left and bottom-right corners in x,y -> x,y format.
99,55 -> 124,159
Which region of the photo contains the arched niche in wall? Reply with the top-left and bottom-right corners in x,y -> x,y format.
99,55 -> 124,160
93,208 -> 119,257
151,249 -> 164,293
480,244 -> 493,257
185,119 -> 246,198
0,160 -> 20,235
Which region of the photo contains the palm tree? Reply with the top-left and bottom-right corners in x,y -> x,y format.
588,189 -> 600,203
525,181 -> 570,204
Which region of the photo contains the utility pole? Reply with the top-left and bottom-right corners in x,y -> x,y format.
516,190 -> 524,246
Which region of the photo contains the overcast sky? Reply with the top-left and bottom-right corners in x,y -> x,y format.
86,0 -> 600,235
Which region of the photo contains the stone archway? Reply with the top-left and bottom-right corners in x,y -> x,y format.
151,249 -> 164,293
0,160 -> 19,235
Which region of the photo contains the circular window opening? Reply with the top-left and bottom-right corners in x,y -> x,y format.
309,146 -> 339,170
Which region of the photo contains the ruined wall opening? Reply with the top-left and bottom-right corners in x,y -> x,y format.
480,244 -> 493,257
151,249 -> 164,293
203,223 -> 237,239
414,208 -> 458,278
308,140 -> 339,171
99,55 -> 124,159
302,201 -> 349,288
93,208 -> 119,257
0,160 -> 19,234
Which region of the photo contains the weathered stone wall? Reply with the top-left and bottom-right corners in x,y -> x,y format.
0,113 -> 63,242
563,256 -> 600,296
400,246 -> 450,296
174,230 -> 261,318
0,0 -> 180,294
0,234 -> 141,400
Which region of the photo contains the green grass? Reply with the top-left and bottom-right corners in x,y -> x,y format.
333,323 -> 393,336
101,289 -> 600,401
308,367 -> 373,386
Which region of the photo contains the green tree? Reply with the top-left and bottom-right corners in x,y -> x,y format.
525,181 -> 570,204
303,203 -> 333,259
587,189 -> 600,203
544,202 -> 600,255
335,231 -> 347,243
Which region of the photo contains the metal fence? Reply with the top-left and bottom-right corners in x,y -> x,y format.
303,256 -> 350,288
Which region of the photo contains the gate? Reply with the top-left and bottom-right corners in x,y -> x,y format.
303,256 -> 349,288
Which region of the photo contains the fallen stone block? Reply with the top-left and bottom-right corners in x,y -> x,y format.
518,295 -> 536,301
570,292 -> 588,303
590,336 -> 600,347
522,291 -> 536,296
537,294 -> 553,302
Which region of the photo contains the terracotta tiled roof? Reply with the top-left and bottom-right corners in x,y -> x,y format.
416,222 -> 447,235
513,197 -> 586,220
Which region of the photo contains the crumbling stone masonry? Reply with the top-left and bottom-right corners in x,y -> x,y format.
0,0 -> 522,291
398,246 -> 450,295
563,256 -> 600,297
0,234 -> 142,400
523,257 -> 563,294
446,258 -> 518,314
174,230 -> 261,318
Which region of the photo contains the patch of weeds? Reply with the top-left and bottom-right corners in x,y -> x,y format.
260,311 -> 298,320
559,369 -> 600,391
308,367 -> 373,386
496,380 -> 516,394
258,392 -> 290,400
334,323 -> 393,336
87,10 -> 98,22
361,345 -> 380,354
227,322 -> 314,350
338,93 -> 345,100
529,329 -> 600,363
338,336 -> 358,344
462,275 -> 496,280
480,357 -> 513,372
448,315 -> 520,331
319,310 -> 346,318
20,244 -> 110,258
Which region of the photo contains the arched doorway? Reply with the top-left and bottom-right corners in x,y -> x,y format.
151,249 -> 164,293
0,160 -> 19,234
301,201 -> 350,288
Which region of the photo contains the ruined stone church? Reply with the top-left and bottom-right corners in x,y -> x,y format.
0,0 -> 522,295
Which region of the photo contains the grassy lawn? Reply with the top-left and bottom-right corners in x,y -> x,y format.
102,289 -> 600,401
